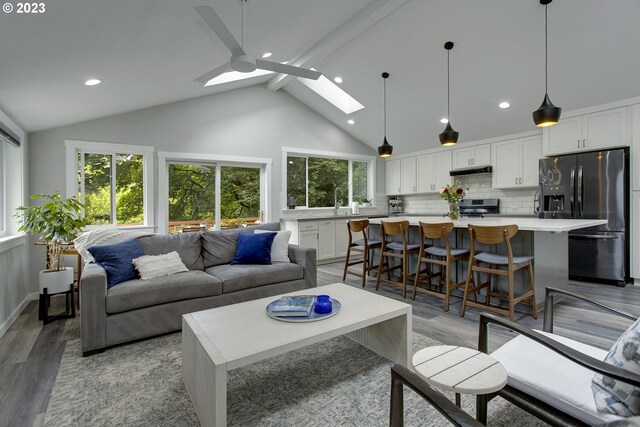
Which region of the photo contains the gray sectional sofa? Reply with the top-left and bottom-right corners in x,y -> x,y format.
80,223 -> 317,356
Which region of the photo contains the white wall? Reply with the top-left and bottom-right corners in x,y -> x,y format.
0,107 -> 31,338
27,84 -> 379,282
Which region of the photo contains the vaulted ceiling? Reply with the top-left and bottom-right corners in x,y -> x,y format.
1,0 -> 639,154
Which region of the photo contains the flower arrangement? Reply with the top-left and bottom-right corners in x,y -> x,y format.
439,182 -> 468,220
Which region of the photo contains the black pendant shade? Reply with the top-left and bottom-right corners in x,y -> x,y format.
378,137 -> 393,157
439,123 -> 459,147
533,0 -> 561,127
377,72 -> 393,157
440,41 -> 458,147
533,93 -> 561,127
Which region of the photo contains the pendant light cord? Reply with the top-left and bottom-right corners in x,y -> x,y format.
544,3 -> 548,94
383,77 -> 387,137
447,49 -> 450,120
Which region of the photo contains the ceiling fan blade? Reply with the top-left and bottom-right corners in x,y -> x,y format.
194,5 -> 244,56
256,60 -> 321,80
194,63 -> 231,84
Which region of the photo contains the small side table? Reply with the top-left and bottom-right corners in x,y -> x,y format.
412,345 -> 507,424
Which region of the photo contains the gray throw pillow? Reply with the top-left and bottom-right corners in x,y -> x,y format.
592,317 -> 640,416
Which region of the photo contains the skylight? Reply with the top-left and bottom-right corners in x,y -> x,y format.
204,69 -> 274,87
297,70 -> 364,115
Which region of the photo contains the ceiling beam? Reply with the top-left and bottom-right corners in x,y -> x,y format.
267,0 -> 409,92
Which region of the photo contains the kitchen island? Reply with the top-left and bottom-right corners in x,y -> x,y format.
368,216 -> 607,308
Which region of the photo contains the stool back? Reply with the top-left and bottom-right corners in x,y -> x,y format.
418,221 -> 454,255
381,220 -> 410,247
468,224 -> 519,262
347,219 -> 369,246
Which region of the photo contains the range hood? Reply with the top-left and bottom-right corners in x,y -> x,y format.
449,165 -> 492,177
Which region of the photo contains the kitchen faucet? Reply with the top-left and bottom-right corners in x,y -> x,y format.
334,187 -> 343,216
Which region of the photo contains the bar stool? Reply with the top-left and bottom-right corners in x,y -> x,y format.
412,221 -> 472,312
375,220 -> 421,298
460,224 -> 537,321
342,219 -> 382,288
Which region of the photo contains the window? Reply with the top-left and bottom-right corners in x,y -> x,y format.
158,152 -> 271,233
66,140 -> 154,228
283,148 -> 375,209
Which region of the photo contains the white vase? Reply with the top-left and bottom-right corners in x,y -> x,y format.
39,267 -> 74,294
351,202 -> 360,215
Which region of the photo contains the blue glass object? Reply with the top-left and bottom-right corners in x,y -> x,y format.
314,295 -> 332,314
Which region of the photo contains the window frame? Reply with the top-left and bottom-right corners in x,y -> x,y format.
65,140 -> 155,229
0,139 -> 5,238
281,147 -> 376,210
158,151 -> 272,233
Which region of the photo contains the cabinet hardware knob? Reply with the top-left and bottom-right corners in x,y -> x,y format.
583,138 -> 586,148
578,139 -> 581,148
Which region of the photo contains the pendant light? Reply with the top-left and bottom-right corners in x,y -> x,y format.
532,0 -> 561,127
377,72 -> 393,158
439,42 -> 459,147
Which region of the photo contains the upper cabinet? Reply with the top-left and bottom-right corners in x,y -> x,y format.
452,144 -> 491,169
543,107 -> 630,156
385,157 -> 416,195
493,135 -> 542,189
417,151 -> 452,193
386,159 -> 401,195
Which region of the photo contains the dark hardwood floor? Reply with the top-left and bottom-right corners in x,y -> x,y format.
1,261 -> 638,427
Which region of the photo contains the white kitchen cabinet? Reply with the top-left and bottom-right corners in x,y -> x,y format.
544,107 -> 630,156
632,192 -> 640,279
318,220 -> 336,260
493,136 -> 542,189
632,104 -> 640,191
400,157 -> 417,194
386,159 -> 401,195
299,230 -> 319,253
453,144 -> 491,169
417,151 -> 452,193
334,218 -> 350,257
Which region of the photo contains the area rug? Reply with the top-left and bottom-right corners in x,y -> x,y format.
44,331 -> 547,426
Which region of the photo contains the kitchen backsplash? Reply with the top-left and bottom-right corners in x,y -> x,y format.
403,175 -> 538,215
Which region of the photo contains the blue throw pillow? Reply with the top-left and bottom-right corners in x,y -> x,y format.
88,238 -> 145,288
231,232 -> 276,265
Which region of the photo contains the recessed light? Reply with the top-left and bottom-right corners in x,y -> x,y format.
262,52 -> 272,58
334,76 -> 343,84
84,78 -> 101,86
440,118 -> 448,124
499,101 -> 510,109
347,119 -> 355,125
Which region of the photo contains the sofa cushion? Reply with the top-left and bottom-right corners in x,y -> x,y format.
592,317 -> 640,416
138,233 -> 204,271
255,229 -> 292,262
106,270 -> 222,314
491,330 -> 623,425
132,251 -> 189,280
202,223 -> 282,268
88,238 -> 145,288
206,263 -> 303,293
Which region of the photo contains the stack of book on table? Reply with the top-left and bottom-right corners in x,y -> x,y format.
271,295 -> 316,317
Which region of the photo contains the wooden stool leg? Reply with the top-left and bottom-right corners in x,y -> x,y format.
361,248 -> 368,288
527,263 -> 537,319
401,252 -> 407,299
375,249 -> 385,291
342,247 -> 350,281
444,258 -> 451,312
412,257 -> 422,301
508,270 -> 515,322
460,260 -> 474,317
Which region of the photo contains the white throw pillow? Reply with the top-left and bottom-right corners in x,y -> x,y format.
132,251 -> 189,280
255,229 -> 291,263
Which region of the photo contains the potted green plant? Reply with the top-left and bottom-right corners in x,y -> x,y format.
356,197 -> 372,207
15,193 -> 89,293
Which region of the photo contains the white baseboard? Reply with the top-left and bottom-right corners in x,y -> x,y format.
0,292 -> 39,339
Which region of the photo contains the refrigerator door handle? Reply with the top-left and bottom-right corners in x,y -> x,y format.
577,165 -> 583,217
570,234 -> 619,240
570,166 -> 575,216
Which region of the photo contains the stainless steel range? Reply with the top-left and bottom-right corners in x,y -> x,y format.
459,198 -> 500,218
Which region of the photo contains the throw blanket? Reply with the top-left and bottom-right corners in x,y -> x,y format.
74,228 -> 155,263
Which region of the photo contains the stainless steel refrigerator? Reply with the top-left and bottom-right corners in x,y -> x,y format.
538,148 -> 629,286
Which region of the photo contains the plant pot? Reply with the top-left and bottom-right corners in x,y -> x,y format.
361,202 -> 372,207
39,267 -> 74,294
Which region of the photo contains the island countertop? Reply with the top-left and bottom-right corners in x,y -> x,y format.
367,216 -> 607,233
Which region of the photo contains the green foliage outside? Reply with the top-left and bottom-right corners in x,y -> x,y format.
168,164 -> 216,222
220,166 -> 260,219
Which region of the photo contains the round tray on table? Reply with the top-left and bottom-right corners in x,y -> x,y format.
266,298 -> 341,323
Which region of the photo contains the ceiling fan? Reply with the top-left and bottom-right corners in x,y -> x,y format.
193,2 -> 321,84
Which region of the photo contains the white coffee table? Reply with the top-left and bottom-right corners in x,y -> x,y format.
182,283 -> 412,427
412,345 -> 507,424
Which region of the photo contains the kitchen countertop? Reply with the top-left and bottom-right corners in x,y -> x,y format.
280,214 -> 388,222
367,216 -> 608,233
